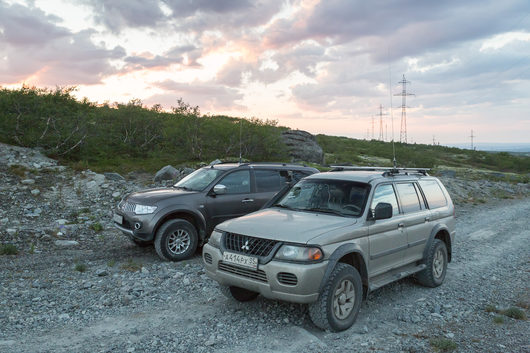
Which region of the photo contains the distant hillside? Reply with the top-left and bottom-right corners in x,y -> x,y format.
0,86 -> 529,176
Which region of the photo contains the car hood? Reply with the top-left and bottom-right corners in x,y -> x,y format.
217,208 -> 357,244
126,188 -> 197,204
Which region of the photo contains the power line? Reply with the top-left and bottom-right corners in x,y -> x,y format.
394,74 -> 415,143
378,104 -> 388,141
469,129 -> 475,150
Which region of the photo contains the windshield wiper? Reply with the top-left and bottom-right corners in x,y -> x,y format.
273,204 -> 292,209
305,207 -> 345,217
273,204 -> 300,211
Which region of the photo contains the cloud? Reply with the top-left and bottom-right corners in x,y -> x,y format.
148,79 -> 244,110
0,2 -> 70,45
123,45 -> 201,70
84,0 -> 166,32
0,2 -> 125,85
263,0 -> 530,61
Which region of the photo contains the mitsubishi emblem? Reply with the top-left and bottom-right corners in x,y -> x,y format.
241,240 -> 250,252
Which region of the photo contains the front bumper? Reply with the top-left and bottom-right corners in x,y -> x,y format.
113,211 -> 156,242
202,243 -> 327,304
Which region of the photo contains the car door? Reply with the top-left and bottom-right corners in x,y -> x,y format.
206,169 -> 254,228
251,169 -> 286,209
394,182 -> 432,264
368,183 -> 407,276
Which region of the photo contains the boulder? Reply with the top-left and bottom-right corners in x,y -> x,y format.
281,130 -> 323,164
104,172 -> 125,181
154,165 -> 180,182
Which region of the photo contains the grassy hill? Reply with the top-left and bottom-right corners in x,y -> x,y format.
1,86 -> 529,177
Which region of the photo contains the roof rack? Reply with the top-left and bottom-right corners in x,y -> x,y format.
209,161 -> 309,167
330,165 -> 430,176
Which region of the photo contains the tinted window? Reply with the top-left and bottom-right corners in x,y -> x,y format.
371,184 -> 399,216
418,180 -> 447,209
395,183 -> 422,213
218,170 -> 250,194
255,170 -> 282,192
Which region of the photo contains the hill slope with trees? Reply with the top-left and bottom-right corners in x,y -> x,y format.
0,86 -> 528,176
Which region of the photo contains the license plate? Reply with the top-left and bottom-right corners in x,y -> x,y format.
113,214 -> 123,224
223,251 -> 258,270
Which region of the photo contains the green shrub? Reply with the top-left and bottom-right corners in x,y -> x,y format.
493,315 -> 504,324
501,307 -> 527,320
0,244 -> 18,255
74,263 -> 87,272
90,222 -> 103,232
430,337 -> 457,352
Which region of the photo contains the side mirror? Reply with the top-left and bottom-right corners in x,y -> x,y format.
213,184 -> 227,195
372,202 -> 392,220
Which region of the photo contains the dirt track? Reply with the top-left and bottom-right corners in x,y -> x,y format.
1,198 -> 529,353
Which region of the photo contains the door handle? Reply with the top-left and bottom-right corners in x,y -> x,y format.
242,198 -> 254,203
398,223 -> 404,228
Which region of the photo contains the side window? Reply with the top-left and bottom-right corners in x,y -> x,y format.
395,183 -> 422,213
255,170 -> 282,192
418,180 -> 447,209
371,184 -> 399,216
218,170 -> 250,194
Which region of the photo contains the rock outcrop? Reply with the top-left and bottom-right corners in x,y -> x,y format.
281,130 -> 323,164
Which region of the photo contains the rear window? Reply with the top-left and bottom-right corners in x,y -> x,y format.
395,183 -> 422,213
418,180 -> 447,209
255,170 -> 282,192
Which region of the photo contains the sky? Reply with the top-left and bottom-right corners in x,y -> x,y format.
1,0 -> 529,145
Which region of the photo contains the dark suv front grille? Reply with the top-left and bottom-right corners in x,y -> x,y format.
223,233 -> 278,257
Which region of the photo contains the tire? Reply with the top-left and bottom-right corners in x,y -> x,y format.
154,219 -> 198,261
129,238 -> 151,247
219,285 -> 258,302
416,239 -> 448,287
309,263 -> 362,332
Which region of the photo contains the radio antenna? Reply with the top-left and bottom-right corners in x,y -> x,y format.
388,50 -> 397,169
239,119 -> 242,164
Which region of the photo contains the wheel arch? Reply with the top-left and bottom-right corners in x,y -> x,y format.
320,244 -> 369,299
153,208 -> 207,241
424,224 -> 452,263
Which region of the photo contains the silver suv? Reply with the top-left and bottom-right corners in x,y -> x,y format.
203,167 -> 455,331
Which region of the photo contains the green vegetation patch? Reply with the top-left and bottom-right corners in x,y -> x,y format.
74,263 -> 87,272
0,244 -> 19,255
90,222 -> 103,232
120,258 -> 142,272
429,337 -> 457,352
9,164 -> 28,178
485,304 -> 527,320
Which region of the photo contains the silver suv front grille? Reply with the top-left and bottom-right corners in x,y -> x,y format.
223,233 -> 278,257
218,261 -> 267,282
119,201 -> 136,212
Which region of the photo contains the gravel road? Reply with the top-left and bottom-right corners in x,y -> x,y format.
1,196 -> 528,353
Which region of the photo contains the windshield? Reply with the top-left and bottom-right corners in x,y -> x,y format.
276,179 -> 370,217
174,168 -> 224,191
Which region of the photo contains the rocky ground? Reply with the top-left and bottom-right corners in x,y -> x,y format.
0,143 -> 528,353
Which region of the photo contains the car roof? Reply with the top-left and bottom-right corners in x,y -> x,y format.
305,170 -> 433,184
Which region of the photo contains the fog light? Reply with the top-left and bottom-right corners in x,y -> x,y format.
134,222 -> 142,230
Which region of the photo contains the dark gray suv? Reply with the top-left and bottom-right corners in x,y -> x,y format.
113,163 -> 318,261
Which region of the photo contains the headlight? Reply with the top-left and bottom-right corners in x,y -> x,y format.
134,204 -> 157,215
274,245 -> 323,262
208,229 -> 223,248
